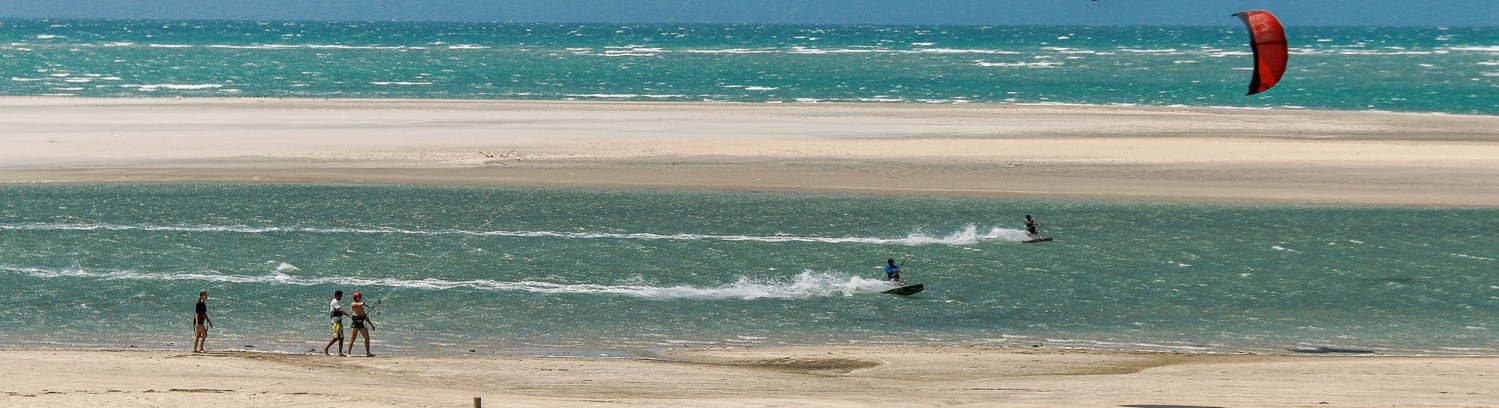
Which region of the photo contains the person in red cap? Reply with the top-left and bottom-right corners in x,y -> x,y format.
348,292 -> 376,357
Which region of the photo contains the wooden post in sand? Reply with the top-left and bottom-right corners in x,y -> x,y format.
473,397 -> 481,408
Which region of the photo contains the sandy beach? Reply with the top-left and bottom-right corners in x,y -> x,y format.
3,347 -> 1497,407
2,97 -> 1497,206
3,97 -> 1499,407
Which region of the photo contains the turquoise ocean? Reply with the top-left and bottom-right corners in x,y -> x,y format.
0,20 -> 1496,356
2,20 -> 1496,113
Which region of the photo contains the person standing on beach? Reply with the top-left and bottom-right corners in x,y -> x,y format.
322,290 -> 347,356
192,291 -> 213,353
1025,214 -> 1042,239
348,292 -> 376,357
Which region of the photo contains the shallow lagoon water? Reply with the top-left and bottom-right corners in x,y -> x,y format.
1,184 -> 1494,356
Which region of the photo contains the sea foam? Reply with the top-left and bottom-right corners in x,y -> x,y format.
0,222 -> 1030,245
1,265 -> 900,300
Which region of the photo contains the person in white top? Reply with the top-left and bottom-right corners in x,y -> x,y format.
322,290 -> 347,356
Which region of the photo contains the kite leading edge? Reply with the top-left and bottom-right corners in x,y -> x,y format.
1233,10 -> 1288,95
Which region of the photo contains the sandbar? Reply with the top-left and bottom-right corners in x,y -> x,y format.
2,97 -> 1497,206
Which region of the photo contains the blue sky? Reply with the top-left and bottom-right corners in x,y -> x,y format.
0,0 -> 1494,26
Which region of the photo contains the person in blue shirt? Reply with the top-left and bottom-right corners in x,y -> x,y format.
884,258 -> 905,284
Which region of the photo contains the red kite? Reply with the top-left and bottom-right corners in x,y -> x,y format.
1233,10 -> 1288,95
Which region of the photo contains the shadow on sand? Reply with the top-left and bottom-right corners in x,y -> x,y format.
1120,405 -> 1226,408
1288,346 -> 1376,354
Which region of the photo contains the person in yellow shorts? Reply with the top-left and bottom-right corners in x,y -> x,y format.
322,290 -> 347,356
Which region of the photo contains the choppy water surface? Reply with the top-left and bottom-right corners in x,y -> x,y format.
1,184 -> 1494,356
1,20 -> 1496,114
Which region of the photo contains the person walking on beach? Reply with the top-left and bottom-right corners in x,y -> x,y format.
192,291 -> 213,353
1024,214 -> 1042,239
322,290 -> 347,356
884,258 -> 905,285
348,292 -> 376,357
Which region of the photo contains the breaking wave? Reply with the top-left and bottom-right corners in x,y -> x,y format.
2,265 -> 901,300
0,223 -> 1031,245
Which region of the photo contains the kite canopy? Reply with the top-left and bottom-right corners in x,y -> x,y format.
1233,10 -> 1288,95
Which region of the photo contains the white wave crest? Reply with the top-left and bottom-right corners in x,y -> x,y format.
1336,50 -> 1435,56
974,61 -> 1063,68
683,48 -> 777,54
1,266 -> 899,300
271,261 -> 302,273
788,47 -> 876,55
1448,253 -> 1495,261
0,223 -> 1025,246
907,48 -> 1020,55
1447,46 -> 1499,53
642,271 -> 898,299
119,83 -> 224,91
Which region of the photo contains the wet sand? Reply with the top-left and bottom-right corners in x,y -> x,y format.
2,347 -> 1496,407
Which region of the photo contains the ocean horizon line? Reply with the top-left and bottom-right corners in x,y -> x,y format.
3,17 -> 1496,29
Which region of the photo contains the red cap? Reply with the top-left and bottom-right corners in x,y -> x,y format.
352,292 -> 362,299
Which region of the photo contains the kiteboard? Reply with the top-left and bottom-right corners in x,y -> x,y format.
882,284 -> 924,296
1021,237 -> 1053,243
